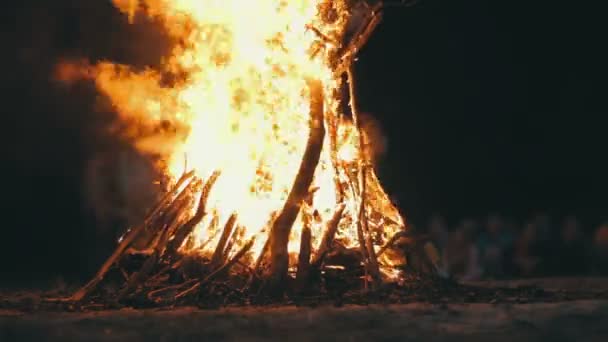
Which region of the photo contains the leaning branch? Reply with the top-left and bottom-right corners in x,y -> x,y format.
266,79 -> 326,292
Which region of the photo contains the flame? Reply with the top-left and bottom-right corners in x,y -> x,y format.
61,0 -> 405,277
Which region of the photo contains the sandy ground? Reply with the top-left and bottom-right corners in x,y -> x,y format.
1,278 -> 607,341
1,301 -> 607,341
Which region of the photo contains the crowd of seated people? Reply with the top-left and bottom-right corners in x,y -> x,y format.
420,213 -> 608,280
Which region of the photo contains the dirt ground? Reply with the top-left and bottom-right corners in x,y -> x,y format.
1,278 -> 607,341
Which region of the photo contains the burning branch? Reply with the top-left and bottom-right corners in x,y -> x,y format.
311,203 -> 346,267
266,79 -> 325,293
347,63 -> 382,288
337,1 -> 384,73
210,213 -> 238,269
295,206 -> 313,293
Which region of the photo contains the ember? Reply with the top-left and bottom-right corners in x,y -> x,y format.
58,0 -> 438,306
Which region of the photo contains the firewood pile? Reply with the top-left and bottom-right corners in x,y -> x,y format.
52,0 -> 445,308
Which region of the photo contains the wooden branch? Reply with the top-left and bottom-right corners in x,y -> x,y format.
295,210 -> 312,292
328,113 -> 346,203
311,203 -> 346,267
337,2 -> 383,73
376,231 -> 407,258
210,213 -> 237,269
344,162 -> 370,273
347,65 -> 381,288
266,79 -> 326,292
155,178 -> 199,249
222,225 -> 243,262
245,212 -> 277,288
253,237 -> 270,274
166,170 -> 221,257
204,237 -> 255,286
67,171 -> 195,302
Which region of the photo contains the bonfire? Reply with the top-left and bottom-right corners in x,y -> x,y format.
59,0 -> 439,306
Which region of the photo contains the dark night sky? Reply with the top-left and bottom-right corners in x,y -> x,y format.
1,0 -> 607,283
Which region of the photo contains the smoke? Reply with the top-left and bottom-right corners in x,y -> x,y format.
2,1 -> 175,273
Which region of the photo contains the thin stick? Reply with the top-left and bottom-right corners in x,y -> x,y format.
295,210 -> 312,292
253,234 -> 271,273
154,178 -> 199,250
245,212 -> 277,288
328,112 -> 346,203
210,213 -> 237,269
166,170 -> 221,256
222,225 -> 243,262
348,65 -> 381,288
311,203 -> 346,267
67,171 -> 195,301
147,279 -> 198,303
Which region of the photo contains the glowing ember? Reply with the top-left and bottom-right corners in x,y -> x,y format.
59,0 -> 406,286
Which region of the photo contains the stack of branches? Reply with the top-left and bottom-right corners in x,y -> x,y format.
61,0 -> 438,307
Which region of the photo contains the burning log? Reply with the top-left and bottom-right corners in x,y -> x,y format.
266,79 -> 325,293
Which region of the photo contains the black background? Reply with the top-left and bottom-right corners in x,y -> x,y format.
2,0 -> 607,284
